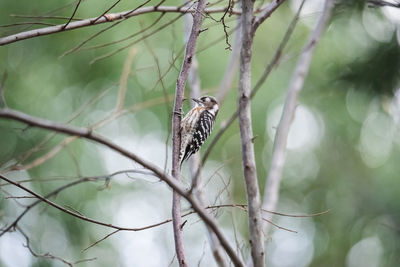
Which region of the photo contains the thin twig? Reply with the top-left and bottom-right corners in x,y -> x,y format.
92,0 -> 123,24
89,13 -> 184,65
82,230 -> 120,252
17,226 -> 74,266
59,0 -> 153,58
62,0 -> 83,30
74,12 -> 165,53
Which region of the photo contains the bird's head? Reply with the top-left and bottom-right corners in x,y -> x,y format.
192,95 -> 219,116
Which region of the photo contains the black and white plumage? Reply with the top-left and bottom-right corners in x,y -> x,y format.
179,96 -> 219,165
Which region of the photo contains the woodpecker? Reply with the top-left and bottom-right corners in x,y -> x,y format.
179,95 -> 219,165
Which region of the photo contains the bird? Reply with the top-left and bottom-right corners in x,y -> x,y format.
179,95 -> 219,166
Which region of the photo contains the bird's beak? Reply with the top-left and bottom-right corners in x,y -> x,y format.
191,98 -> 202,105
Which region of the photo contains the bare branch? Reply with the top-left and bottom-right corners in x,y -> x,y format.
0,108 -> 243,266
82,229 -> 120,252
262,0 -> 335,234
92,0 -> 123,24
7,95 -> 171,172
17,226 -> 75,267
0,170 -> 157,236
68,12 -> 165,55
172,0 -> 208,265
237,0 -> 264,265
252,0 -> 286,32
185,8 -> 229,265
0,5 -> 242,46
59,0 -> 153,58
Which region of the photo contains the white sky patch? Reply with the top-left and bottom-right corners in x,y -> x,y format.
266,200 -> 316,267
362,7 -> 395,43
346,236 -> 383,267
359,102 -> 395,168
0,232 -> 32,267
381,1 -> 400,24
289,0 -> 324,27
267,104 -> 324,151
110,190 -> 171,266
283,150 -> 320,186
346,88 -> 371,123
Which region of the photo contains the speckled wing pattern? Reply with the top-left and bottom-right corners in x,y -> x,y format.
180,109 -> 215,164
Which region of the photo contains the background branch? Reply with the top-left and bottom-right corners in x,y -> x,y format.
262,0 -> 335,234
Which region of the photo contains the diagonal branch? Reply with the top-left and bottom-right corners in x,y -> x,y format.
0,108 -> 244,266
262,0 -> 335,234
252,0 -> 286,33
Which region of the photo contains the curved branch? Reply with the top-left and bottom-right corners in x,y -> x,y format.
0,107 -> 244,267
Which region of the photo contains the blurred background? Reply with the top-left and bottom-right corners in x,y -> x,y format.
1,0 -> 400,266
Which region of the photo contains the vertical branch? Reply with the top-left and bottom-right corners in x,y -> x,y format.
172,0 -> 207,266
184,7 -> 229,266
238,0 -> 264,266
188,63 -> 229,267
0,71 -> 7,108
262,0 -> 335,234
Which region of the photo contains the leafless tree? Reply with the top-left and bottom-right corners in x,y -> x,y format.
0,0 -> 336,266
